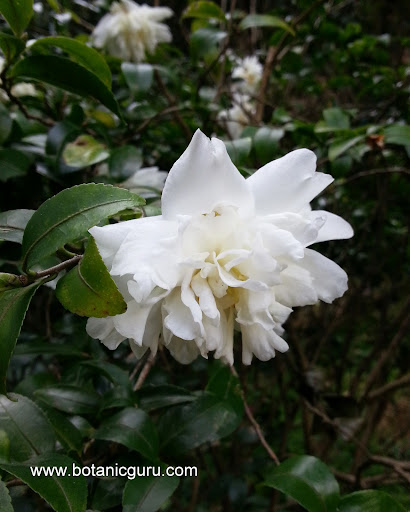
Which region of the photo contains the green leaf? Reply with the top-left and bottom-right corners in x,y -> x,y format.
56,237 -> 127,317
44,408 -> 83,454
0,477 -> 13,512
0,393 -> 56,461
0,283 -> 41,394
30,36 -> 111,87
35,385 -> 100,415
0,209 -> 34,244
224,137 -> 252,166
315,108 -> 350,133
328,135 -> 366,161
253,127 -> 285,163
384,124 -> 410,146
339,490 -> 406,512
122,63 -> 154,95
0,273 -> 26,292
0,0 -> 33,37
206,361 -> 243,417
0,149 -> 33,182
138,385 -> 196,412
13,340 -> 85,357
94,407 -> 158,461
123,472 -> 179,512
0,103 -> 13,145
263,455 -> 340,512
80,360 -> 130,387
0,453 -> 87,512
159,392 -> 243,457
190,28 -> 226,59
62,135 -> 110,169
109,145 -> 143,179
10,56 -> 121,118
21,183 -> 145,271
0,31 -> 25,62
0,429 -> 10,461
240,14 -> 295,35
183,1 -> 225,22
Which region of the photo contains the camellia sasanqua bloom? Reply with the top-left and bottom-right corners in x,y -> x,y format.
92,0 -> 173,62
217,94 -> 256,139
87,130 -> 353,365
232,55 -> 263,94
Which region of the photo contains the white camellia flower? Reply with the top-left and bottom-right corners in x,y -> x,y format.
92,0 -> 173,62
217,94 -> 255,139
87,130 -> 353,365
232,56 -> 263,94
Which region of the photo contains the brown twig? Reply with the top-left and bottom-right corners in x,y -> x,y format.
338,167 -> 410,184
368,374 -> 410,401
231,366 -> 280,465
30,255 -> 82,279
255,0 -> 326,123
133,353 -> 156,391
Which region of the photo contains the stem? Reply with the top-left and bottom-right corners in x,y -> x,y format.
30,255 -> 82,279
133,353 -> 156,391
231,366 -> 280,465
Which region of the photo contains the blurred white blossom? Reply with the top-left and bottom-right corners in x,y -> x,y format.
92,0 -> 173,62
232,55 -> 263,94
87,130 -> 353,365
217,94 -> 255,139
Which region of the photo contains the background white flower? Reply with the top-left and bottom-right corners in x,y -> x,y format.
217,94 -> 255,139
92,0 -> 173,62
232,56 -> 263,94
0,56 -> 37,100
87,130 -> 353,365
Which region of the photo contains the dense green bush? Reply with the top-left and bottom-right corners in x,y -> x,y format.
0,1 -> 408,511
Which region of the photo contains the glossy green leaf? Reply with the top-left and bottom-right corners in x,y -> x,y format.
328,135 -> 365,161
94,407 -> 158,460
123,472 -> 179,512
10,56 -> 121,118
13,340 -> 85,357
159,392 -> 243,457
101,385 -> 135,411
315,108 -> 350,133
0,0 -> 33,37
62,135 -> 110,169
80,360 -> 130,387
0,148 -> 33,182
0,31 -> 25,62
35,385 -> 100,414
224,137 -> 252,166
0,209 -> 34,244
0,283 -> 41,394
0,453 -> 87,512
109,145 -> 143,179
339,490 -> 406,512
0,478 -> 13,512
56,237 -> 126,317
183,1 -> 225,22
253,127 -> 285,163
263,455 -> 340,512
44,408 -> 83,454
384,124 -> 410,146
206,361 -> 243,417
30,36 -> 111,87
122,63 -> 153,94
138,385 -> 196,412
240,14 -> 295,35
0,429 -> 10,461
0,393 -> 56,461
21,183 -> 144,271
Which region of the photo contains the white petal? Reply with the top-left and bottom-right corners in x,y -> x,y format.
191,272 -> 220,320
299,248 -> 348,303
86,317 -> 125,350
162,289 -> 201,341
241,323 -> 289,365
273,264 -> 318,307
247,149 -> 333,215
165,336 -> 201,364
309,210 -> 354,243
113,300 -> 155,345
161,130 -> 254,219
